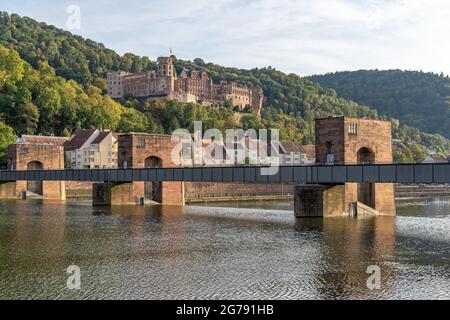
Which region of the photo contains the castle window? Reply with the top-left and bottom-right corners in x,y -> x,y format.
348,123 -> 358,134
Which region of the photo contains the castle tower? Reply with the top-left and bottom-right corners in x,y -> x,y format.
250,87 -> 264,115
156,56 -> 176,95
157,56 -> 175,78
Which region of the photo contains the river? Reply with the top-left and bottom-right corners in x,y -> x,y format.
0,197 -> 449,299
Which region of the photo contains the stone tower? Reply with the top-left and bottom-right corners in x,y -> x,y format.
157,56 -> 175,78
295,116 -> 396,217
250,87 -> 264,115
156,56 -> 175,94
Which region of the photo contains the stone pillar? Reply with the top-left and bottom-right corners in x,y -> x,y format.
295,183 -> 396,218
0,182 -> 17,199
93,183 -> 138,206
344,182 -> 395,216
93,181 -> 185,206
294,185 -> 346,217
43,181 -> 66,200
374,183 -> 396,216
162,182 -> 185,206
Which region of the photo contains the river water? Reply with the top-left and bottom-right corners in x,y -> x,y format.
0,197 -> 449,300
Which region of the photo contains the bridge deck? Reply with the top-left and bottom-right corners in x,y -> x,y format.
1,164 -> 450,184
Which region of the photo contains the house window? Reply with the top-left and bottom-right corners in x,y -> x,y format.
348,123 -> 358,134
20,148 -> 28,155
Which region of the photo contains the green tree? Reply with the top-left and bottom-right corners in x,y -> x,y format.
0,121 -> 16,167
117,109 -> 150,133
240,113 -> 264,131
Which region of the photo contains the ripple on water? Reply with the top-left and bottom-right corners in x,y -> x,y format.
0,200 -> 449,299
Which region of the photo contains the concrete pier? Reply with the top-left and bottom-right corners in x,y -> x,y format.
0,182 -> 16,199
92,181 -> 184,206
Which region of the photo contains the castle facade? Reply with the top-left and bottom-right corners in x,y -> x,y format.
107,56 -> 263,114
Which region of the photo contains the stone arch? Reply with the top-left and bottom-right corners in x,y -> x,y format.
27,160 -> 43,195
144,156 -> 163,203
357,147 -> 375,164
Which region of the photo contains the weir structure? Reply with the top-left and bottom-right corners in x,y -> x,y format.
92,133 -> 184,206
294,116 -> 395,217
0,143 -> 66,200
2,117 -> 450,217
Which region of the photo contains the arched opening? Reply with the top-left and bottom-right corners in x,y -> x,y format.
357,147 -> 375,208
145,156 -> 163,203
27,161 -> 43,195
357,147 -> 375,164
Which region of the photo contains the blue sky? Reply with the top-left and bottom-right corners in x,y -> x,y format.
2,0 -> 450,76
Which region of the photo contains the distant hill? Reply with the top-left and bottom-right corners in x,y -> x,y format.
308,70 -> 450,140
1,11 -> 449,163
0,12 -> 152,84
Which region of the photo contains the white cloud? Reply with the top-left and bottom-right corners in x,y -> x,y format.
1,0 -> 450,75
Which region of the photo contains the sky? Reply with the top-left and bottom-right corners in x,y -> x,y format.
2,0 -> 450,76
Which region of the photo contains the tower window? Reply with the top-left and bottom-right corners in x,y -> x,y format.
137,138 -> 145,148
348,123 -> 357,134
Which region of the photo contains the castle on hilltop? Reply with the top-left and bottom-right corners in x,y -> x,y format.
107,56 -> 263,114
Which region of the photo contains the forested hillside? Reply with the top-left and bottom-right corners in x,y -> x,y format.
0,11 -> 449,165
0,45 -> 160,136
308,70 -> 450,140
0,12 -> 152,85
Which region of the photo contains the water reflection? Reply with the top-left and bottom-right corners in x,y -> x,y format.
293,216 -> 397,299
0,197 -> 449,299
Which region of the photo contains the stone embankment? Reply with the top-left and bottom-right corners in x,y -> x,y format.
65,182 -> 450,202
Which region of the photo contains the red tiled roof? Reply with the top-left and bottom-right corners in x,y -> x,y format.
22,135 -> 69,146
280,141 -> 304,153
302,144 -> 315,159
64,129 -> 96,151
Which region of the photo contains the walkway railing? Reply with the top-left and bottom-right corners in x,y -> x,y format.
1,163 -> 450,184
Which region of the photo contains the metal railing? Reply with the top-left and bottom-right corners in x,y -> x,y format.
1,163 -> 449,184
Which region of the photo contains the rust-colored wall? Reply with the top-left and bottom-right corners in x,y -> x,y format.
374,183 -> 396,215
315,117 -> 392,164
294,185 -> 346,217
185,182 -> 293,201
315,117 -> 345,164
6,144 -> 66,200
323,185 -> 347,216
93,183 -> 138,206
313,117 -> 395,216
0,182 -> 16,198
116,134 -> 184,205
